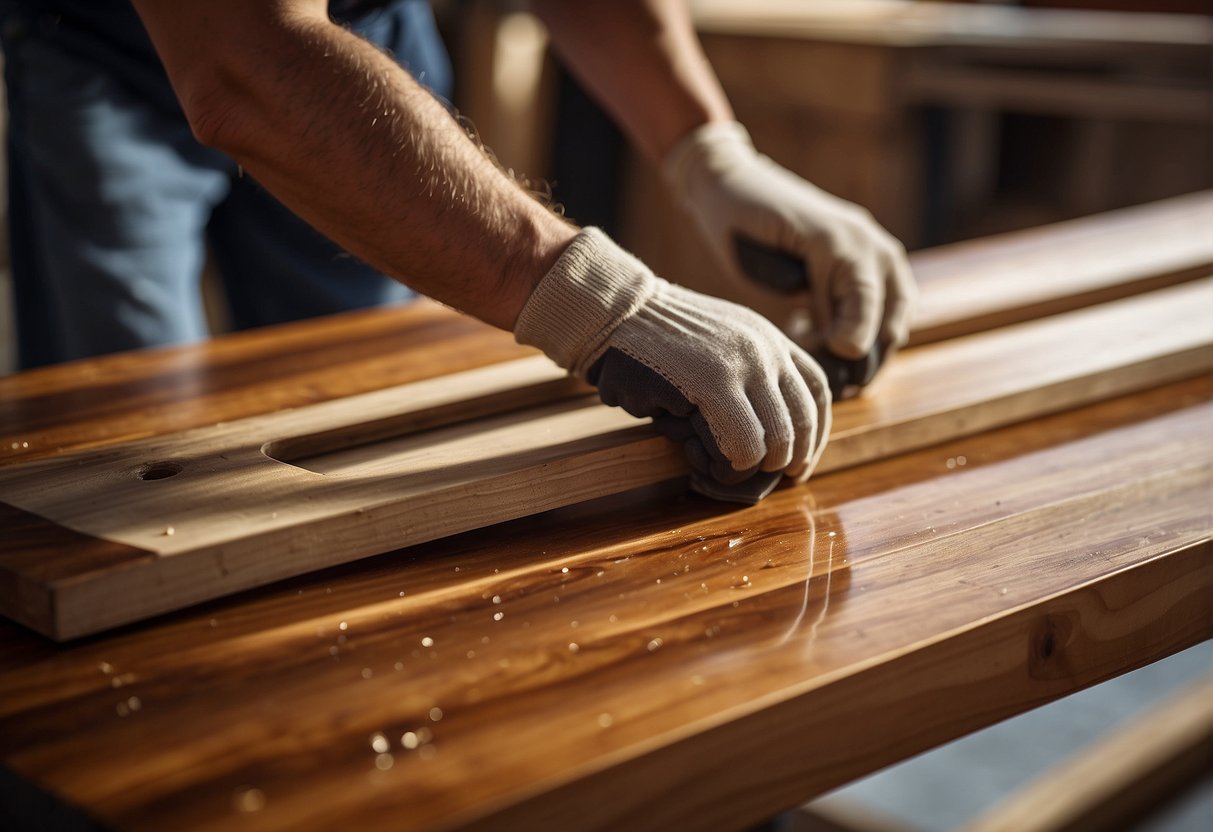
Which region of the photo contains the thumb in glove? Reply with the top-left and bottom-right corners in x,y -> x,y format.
663,120 -> 916,366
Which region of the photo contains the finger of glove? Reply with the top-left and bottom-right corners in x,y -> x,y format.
786,348 -> 832,481
693,410 -> 763,485
750,381 -> 795,473
653,413 -> 714,477
654,413 -> 755,485
777,361 -> 817,479
590,347 -> 764,484
880,247 -> 917,349
824,254 -> 883,360
653,408 -> 761,485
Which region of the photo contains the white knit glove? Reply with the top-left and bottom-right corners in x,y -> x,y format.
663,121 -> 916,363
515,228 -> 831,502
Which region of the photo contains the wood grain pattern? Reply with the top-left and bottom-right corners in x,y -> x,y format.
0,200 -> 1209,830
2,279 -> 1209,639
909,191 -> 1213,345
1,379 -> 1208,831
0,299 -> 540,466
0,360 -> 675,640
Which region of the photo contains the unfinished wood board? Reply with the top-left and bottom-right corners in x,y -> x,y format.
0,279 -> 1210,639
908,191 -> 1213,345
2,386 -> 1209,832
0,297 -> 543,467
4,194 -> 1205,467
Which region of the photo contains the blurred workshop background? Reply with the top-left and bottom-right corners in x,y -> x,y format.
447,0 -> 1212,314
0,2 -> 1210,829
2,0 -> 1211,375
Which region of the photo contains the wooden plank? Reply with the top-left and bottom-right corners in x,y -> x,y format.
1,193 -> 1209,828
0,298 -> 541,466
909,191 -> 1213,345
961,675 -> 1213,832
793,675 -> 1213,832
0,279 -> 1209,639
484,547 -> 1209,832
1,383 -> 1208,831
3,194 -> 1204,466
690,0 -> 1213,50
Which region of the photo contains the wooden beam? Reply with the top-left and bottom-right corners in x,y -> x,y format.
960,675 -> 1213,832
909,191 -> 1213,345
1,383 -> 1209,831
690,0 -> 1213,51
409,482 -> 1213,831
0,278 -> 1209,639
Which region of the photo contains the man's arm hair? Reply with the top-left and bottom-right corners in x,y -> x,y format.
131,0 -> 576,330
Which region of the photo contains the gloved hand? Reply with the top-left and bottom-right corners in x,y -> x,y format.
663,120 -> 916,366
514,228 -> 831,503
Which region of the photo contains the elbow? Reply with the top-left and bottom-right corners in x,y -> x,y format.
138,2 -> 332,155
177,71 -> 257,155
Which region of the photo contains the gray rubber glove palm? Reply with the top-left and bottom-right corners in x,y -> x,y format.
514,228 -> 831,502
664,121 -> 916,363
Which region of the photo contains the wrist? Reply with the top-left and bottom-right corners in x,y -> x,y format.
661,120 -> 755,201
514,228 -> 657,375
495,211 -> 579,331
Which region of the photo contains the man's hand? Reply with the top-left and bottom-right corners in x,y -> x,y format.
664,121 -> 917,368
515,228 -> 831,503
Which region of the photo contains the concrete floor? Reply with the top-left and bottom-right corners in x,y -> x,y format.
806,642 -> 1212,831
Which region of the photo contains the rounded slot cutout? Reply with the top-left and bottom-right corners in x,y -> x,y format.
139,461 -> 183,481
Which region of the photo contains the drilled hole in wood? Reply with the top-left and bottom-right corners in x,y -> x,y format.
139,461 -> 183,481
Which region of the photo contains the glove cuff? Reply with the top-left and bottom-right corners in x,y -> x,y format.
513,227 -> 657,376
661,120 -> 755,200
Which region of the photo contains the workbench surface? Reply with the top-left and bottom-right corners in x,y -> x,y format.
1,207 -> 1210,830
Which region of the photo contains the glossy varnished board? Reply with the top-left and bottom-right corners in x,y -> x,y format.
0,378 -> 1209,832
2,279 -> 1210,640
1,190 -> 1210,828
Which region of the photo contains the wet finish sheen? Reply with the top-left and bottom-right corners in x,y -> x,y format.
1,200 -> 1210,829
0,370 -> 1207,830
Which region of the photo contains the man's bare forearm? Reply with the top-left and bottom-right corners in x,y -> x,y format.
132,0 -> 575,330
531,0 -> 733,161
